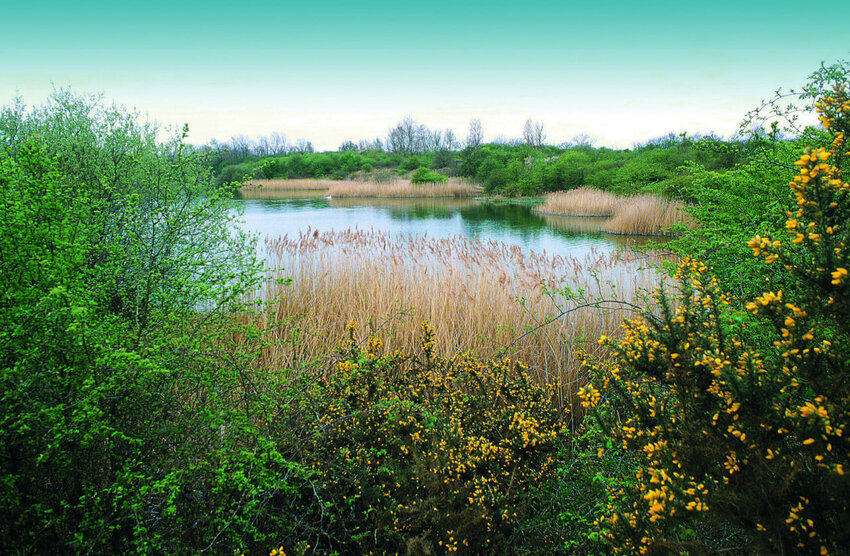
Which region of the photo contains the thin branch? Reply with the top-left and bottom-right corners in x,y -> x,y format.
497,299 -> 657,358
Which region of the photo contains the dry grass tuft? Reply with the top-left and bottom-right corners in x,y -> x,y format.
328,177 -> 479,198
243,178 -> 334,191
535,188 -> 623,216
249,229 -> 668,407
603,196 -> 697,236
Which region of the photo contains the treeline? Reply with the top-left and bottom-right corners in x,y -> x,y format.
209,123 -> 750,197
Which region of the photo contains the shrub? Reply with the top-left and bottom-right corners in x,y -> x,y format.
402,155 -> 424,171
285,323 -> 568,554
411,165 -> 448,184
581,84 -> 850,554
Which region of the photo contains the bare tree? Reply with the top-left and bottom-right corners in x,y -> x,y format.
269,131 -> 290,155
255,135 -> 271,157
294,139 -> 314,154
358,137 -> 384,152
523,119 -> 546,149
388,117 -> 418,155
228,134 -> 252,160
443,128 -> 457,151
467,118 -> 482,149
567,133 -> 597,149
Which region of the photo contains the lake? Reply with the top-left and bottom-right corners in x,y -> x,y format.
234,192 -> 661,260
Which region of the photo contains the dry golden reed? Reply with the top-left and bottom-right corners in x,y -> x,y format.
535,188 -> 697,236
535,188 -> 623,217
603,195 -> 696,236
243,178 -> 335,191
242,177 -> 479,198
252,229 -> 667,406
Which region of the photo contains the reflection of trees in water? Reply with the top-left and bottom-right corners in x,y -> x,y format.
329,197 -> 479,220
235,189 -> 328,201
458,203 -> 565,242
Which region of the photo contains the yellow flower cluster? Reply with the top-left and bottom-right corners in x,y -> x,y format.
305,322 -> 566,553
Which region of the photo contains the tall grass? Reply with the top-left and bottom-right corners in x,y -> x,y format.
243,178 -> 334,190
535,188 -> 623,216
603,195 -> 697,236
535,188 -> 697,236
328,177 -> 478,198
252,229 -> 667,407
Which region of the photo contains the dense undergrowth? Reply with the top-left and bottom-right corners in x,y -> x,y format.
2,61 -> 849,555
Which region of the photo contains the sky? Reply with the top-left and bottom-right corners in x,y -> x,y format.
2,0 -> 848,151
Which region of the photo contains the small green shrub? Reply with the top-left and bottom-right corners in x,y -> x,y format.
411,166 -> 448,184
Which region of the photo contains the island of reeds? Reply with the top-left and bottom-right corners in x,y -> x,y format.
3,62 -> 850,555
534,187 -> 698,236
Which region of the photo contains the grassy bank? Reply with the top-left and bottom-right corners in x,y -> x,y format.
254,229 -> 666,408
535,187 -> 697,236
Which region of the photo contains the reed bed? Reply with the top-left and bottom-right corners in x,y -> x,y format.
253,229 -> 668,407
242,178 -> 333,191
328,177 -> 479,198
603,195 -> 697,236
535,188 -> 623,216
535,188 -> 697,236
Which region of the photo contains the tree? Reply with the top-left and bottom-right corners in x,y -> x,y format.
0,90 -> 274,552
294,138 -> 314,153
388,116 -> 418,155
467,118 -> 483,149
523,119 -> 545,149
443,128 -> 457,151
269,131 -> 290,155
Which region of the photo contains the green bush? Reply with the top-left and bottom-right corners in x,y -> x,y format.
402,155 -> 424,171
411,165 -> 448,184
0,91 -> 301,553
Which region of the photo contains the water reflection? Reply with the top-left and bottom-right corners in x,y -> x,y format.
235,193 -> 650,260
538,213 -> 667,249
235,189 -> 328,200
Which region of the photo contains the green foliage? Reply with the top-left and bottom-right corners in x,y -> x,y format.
0,91 -> 302,553
410,165 -> 448,184
581,84 -> 850,555
401,154 -> 426,172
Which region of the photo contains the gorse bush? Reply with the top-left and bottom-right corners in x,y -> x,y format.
581,85 -> 850,554
278,322 -> 568,554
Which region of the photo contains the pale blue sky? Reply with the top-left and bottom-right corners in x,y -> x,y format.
2,0 -> 848,150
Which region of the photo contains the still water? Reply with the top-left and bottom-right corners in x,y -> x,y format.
235,192 -> 659,259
